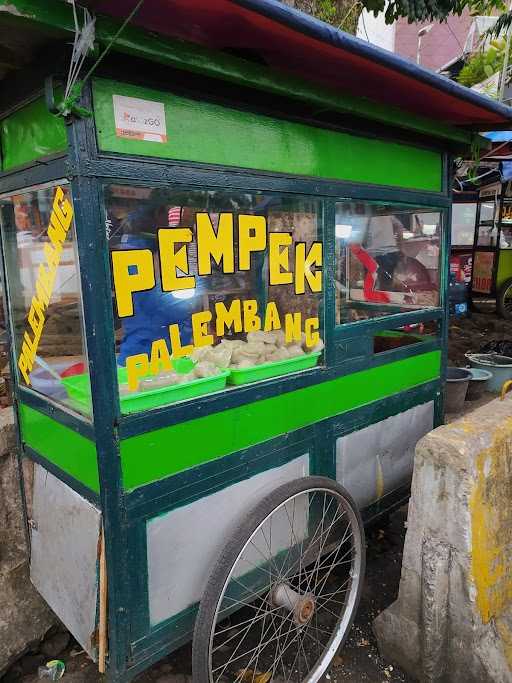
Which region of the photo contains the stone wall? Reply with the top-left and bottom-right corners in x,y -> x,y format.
0,408 -> 56,676
374,395 -> 512,682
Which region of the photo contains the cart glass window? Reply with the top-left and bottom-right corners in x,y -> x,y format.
476,186 -> 500,247
501,197 -> 512,248
335,201 -> 441,324
0,183 -> 91,416
104,184 -> 323,414
373,320 -> 439,354
451,203 -> 476,247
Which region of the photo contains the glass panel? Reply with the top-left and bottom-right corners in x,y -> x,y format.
103,184 -> 323,414
477,194 -> 499,247
501,200 -> 512,248
373,320 -> 439,354
451,203 -> 476,247
0,183 -> 91,416
480,199 -> 496,223
335,201 -> 441,324
472,251 -> 495,294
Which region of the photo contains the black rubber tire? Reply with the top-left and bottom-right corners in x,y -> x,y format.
497,277 -> 512,320
192,475 -> 366,683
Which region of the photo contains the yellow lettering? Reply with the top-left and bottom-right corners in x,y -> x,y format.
150,339 -> 172,376
243,299 -> 261,333
304,317 -> 320,348
18,354 -> 31,385
47,234 -> 63,263
21,334 -> 36,371
215,299 -> 243,336
238,215 -> 267,270
16,186 -> 73,378
32,295 -> 46,322
168,324 -> 193,358
28,300 -> 45,340
126,353 -> 149,391
159,228 -> 196,292
48,212 -> 66,246
192,310 -> 214,348
111,249 -> 155,318
263,302 -> 282,331
295,242 -> 323,294
44,242 -> 60,271
269,232 -> 293,286
36,266 -> 51,306
52,187 -> 73,232
196,213 -> 235,275
284,312 -> 302,344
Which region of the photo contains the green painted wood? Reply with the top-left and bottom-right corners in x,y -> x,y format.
0,0 -> 473,145
497,249 -> 512,289
120,351 -> 441,490
18,403 -> 99,492
93,79 -> 442,191
1,97 -> 67,170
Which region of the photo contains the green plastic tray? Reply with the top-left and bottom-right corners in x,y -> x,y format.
62,368 -> 229,415
228,351 -> 322,386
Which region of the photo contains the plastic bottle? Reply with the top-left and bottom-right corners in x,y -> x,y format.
38,660 -> 65,681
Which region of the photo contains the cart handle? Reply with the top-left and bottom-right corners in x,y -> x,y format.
501,380 -> 512,400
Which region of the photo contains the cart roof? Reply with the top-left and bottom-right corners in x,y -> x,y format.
81,0 -> 512,131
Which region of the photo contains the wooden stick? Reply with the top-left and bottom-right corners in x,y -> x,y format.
98,526 -> 108,674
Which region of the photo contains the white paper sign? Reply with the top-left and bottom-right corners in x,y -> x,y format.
113,95 -> 167,143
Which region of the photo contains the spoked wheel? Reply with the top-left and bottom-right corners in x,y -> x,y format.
192,476 -> 365,683
498,278 -> 512,320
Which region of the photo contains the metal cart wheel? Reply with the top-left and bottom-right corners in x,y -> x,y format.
192,476 -> 366,683
497,277 -> 512,320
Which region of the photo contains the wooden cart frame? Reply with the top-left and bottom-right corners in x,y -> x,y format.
0,1 -> 510,680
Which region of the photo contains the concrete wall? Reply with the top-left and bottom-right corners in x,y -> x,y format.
394,12 -> 473,71
374,395 -> 512,682
356,10 -> 396,52
357,8 -> 473,72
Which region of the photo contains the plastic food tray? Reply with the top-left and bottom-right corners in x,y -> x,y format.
62,368 -> 230,414
228,352 -> 322,386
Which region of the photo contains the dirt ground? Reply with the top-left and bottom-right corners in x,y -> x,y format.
9,510 -> 411,683
7,309 -> 511,683
448,303 -> 512,366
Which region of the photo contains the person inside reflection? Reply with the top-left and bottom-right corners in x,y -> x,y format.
115,201 -> 199,366
364,213 -> 404,290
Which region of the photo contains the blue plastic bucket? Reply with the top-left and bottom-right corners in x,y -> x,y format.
466,353 -> 512,393
466,368 -> 493,400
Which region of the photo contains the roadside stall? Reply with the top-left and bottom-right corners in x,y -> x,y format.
1,1 -> 510,681
453,132 -> 512,317
449,191 -> 477,315
471,179 -> 512,317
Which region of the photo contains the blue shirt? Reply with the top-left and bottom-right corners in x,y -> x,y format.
118,287 -> 195,365
112,213 -> 199,364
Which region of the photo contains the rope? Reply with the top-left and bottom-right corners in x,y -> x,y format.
64,2 -> 95,103
57,0 -> 145,117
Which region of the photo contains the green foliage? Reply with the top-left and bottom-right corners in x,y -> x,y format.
488,8 -> 512,37
286,0 -> 467,24
457,39 -> 506,87
283,0 -> 508,28
380,0 -> 466,23
315,0 -> 341,22
284,0 -> 362,34
467,0 -> 506,16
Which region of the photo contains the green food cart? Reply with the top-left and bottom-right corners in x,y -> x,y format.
0,1 -> 510,681
470,179 -> 512,318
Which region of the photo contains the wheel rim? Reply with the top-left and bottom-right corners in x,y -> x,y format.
502,284 -> 512,312
207,487 -> 364,683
